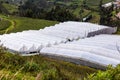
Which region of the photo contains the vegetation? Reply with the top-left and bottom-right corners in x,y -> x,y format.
0,15 -> 58,34
0,0 -> 114,22
0,47 -> 97,80
0,19 -> 11,31
0,2 -> 9,14
19,1 -> 78,22
45,6 -> 78,21
0,0 -> 120,80
85,65 -> 120,80
6,16 -> 58,33
2,3 -> 18,14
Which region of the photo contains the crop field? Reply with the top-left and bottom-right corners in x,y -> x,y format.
0,15 -> 58,34
7,16 -> 58,33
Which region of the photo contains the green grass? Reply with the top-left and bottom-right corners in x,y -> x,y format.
0,14 -> 58,34
85,65 -> 120,80
0,48 -> 97,80
0,19 -> 11,30
0,19 -> 11,34
7,16 -> 58,33
0,0 -> 119,79
2,3 -> 18,14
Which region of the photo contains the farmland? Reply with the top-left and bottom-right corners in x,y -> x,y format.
0,0 -> 120,80
0,14 -> 97,79
0,15 -> 58,34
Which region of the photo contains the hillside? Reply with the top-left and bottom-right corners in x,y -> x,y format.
0,0 -> 27,5
0,42 -> 97,80
0,0 -> 112,22
0,0 -> 120,80
0,14 -> 98,79
2,3 -> 18,14
0,15 -> 119,80
0,14 -> 58,34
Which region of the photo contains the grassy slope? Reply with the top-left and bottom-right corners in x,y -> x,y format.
0,49 -> 97,80
0,19 -> 11,30
0,0 -> 118,79
2,3 -> 18,14
0,14 -> 97,79
7,16 -> 58,33
0,14 -> 58,34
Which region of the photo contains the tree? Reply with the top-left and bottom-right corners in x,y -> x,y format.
79,0 -> 86,21
0,2 -> 9,14
99,0 -> 114,26
46,6 -> 77,22
18,0 -> 48,18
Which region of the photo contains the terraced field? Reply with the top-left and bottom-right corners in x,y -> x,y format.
0,15 -> 58,34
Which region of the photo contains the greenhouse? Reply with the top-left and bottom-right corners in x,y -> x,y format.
0,21 -> 117,53
40,34 -> 120,68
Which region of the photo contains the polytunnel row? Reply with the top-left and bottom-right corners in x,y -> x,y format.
0,21 -> 116,53
40,34 -> 120,68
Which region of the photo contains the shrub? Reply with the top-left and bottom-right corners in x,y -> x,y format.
23,62 -> 40,72
42,68 -> 60,80
85,64 -> 120,80
3,53 -> 26,66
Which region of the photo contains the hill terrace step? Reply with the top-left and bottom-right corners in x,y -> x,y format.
40,34 -> 120,69
0,21 -> 116,54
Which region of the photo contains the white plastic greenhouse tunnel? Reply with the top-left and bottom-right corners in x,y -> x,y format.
0,21 -> 119,69
0,21 -> 116,54
40,34 -> 120,69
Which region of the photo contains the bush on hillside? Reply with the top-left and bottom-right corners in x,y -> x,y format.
85,65 -> 120,80
23,61 -> 40,72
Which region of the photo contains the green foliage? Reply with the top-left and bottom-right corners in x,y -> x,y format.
0,15 -> 58,34
0,2 -> 9,14
85,65 -> 120,80
23,61 -> 40,72
3,53 -> 26,66
1,0 -> 113,23
0,19 -> 11,30
19,1 -> 78,22
42,68 -> 60,80
46,6 -> 78,21
0,47 -> 97,80
0,19 -> 11,34
7,16 -> 58,33
99,0 -> 114,26
0,70 -> 35,80
2,3 -> 18,14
